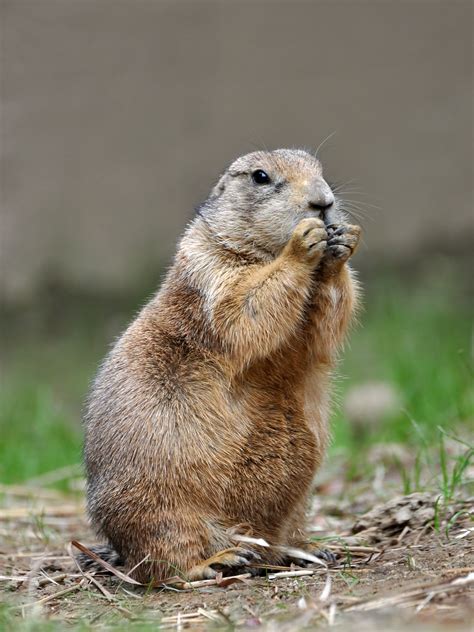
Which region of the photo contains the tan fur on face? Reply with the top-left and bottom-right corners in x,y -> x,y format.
84,148 -> 361,583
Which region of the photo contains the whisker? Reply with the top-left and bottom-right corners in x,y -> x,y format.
248,139 -> 270,154
345,209 -> 366,222
347,213 -> 369,229
329,180 -> 382,212
343,207 -> 375,223
340,200 -> 379,217
328,179 -> 358,193
314,130 -> 337,159
332,188 -> 367,196
342,198 -> 382,210
331,188 -> 381,207
336,199 -> 375,224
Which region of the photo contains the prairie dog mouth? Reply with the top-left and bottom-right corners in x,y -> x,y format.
322,203 -> 339,227
301,208 -> 338,227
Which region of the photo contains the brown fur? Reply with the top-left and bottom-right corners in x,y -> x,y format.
83,149 -> 361,583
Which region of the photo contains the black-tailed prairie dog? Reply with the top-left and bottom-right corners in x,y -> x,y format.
83,148 -> 361,583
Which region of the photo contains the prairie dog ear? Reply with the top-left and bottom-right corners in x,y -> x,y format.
209,173 -> 229,199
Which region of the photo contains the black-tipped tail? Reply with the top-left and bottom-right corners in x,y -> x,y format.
76,544 -> 123,571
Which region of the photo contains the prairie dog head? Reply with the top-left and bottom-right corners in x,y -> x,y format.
199,149 -> 343,259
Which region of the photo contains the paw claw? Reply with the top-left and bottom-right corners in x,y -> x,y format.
290,546 -> 338,567
188,547 -> 260,580
316,549 -> 338,564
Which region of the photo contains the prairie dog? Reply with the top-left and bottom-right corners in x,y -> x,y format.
83,149 -> 361,583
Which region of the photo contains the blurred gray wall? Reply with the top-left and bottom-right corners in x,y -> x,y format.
1,0 -> 472,300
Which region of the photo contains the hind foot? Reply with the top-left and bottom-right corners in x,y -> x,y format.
187,547 -> 260,580
288,542 -> 338,566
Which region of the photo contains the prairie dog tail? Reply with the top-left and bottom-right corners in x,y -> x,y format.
75,543 -> 123,571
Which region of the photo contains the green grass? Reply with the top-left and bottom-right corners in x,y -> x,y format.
0,263 -> 472,485
0,382 -> 81,483
332,267 -> 473,449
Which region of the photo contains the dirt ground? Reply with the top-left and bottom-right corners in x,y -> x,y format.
1,453 -> 473,630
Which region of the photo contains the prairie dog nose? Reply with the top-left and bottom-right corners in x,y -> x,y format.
308,179 -> 335,211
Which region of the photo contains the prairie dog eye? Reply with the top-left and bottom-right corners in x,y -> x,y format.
252,169 -> 271,185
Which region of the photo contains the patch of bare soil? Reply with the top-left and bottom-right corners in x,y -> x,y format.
1,455 -> 473,630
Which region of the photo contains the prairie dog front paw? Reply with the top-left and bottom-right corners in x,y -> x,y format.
283,218 -> 328,265
324,223 -> 361,266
